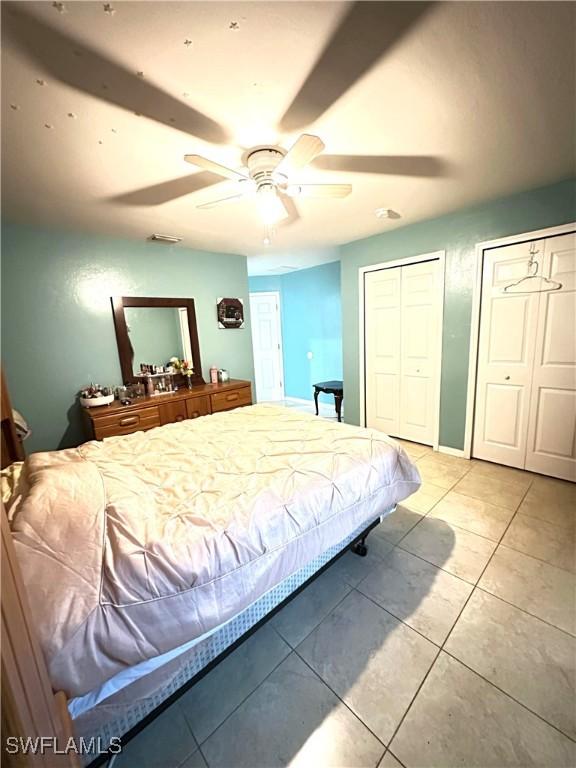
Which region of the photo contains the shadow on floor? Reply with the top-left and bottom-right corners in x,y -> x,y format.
152,518 -> 457,768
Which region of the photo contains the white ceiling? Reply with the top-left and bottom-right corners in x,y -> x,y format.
247,246 -> 340,276
2,1 -> 575,269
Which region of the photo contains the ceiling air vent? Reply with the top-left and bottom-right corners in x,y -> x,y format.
148,233 -> 183,244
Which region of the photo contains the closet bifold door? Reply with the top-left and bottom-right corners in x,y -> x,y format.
472,242 -> 541,468
364,260 -> 440,445
398,261 -> 440,445
365,268 -> 402,436
524,233 -> 576,481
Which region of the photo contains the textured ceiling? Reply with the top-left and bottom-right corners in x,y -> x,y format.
2,1 -> 575,266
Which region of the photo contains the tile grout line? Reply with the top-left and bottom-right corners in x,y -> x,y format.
353,587 -> 444,650
473,582 -> 576,639
291,644 -> 388,756
392,543 -> 478,587
494,539 -> 576,577
440,647 -> 576,745
193,638 -> 293,749
439,476 -> 534,648
189,489 -> 450,758
194,584 -> 355,750
397,464 -> 574,577
195,742 -> 209,768
516,507 -> 576,532
184,458 -> 571,765
272,578 -> 355,650
385,472 -> 536,754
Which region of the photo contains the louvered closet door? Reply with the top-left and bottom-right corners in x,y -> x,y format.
399,261 -> 441,444
365,260 -> 440,444
473,243 -> 541,468
525,233 -> 576,481
365,268 -> 401,435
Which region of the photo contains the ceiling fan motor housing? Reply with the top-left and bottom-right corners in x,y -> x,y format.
246,148 -> 287,189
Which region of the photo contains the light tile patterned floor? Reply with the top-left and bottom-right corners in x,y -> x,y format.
116,440 -> 576,768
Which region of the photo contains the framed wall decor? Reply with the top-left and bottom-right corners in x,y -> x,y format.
217,297 -> 244,329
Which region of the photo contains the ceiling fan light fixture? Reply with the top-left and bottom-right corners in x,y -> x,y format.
256,184 -> 286,225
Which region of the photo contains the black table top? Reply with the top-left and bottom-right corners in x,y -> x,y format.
313,380 -> 343,391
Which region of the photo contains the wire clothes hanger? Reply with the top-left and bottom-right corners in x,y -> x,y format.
502,241 -> 563,294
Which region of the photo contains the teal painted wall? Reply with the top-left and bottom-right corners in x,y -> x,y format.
341,178 -> 576,449
249,261 -> 342,402
1,223 -> 254,453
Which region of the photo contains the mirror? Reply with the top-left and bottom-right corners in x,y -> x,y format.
111,297 -> 204,386
124,307 -> 192,371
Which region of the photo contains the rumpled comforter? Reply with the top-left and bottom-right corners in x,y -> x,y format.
7,404 -> 420,698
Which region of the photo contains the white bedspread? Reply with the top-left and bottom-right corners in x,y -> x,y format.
9,405 -> 420,698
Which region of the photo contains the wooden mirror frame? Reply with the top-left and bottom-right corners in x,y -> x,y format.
111,297 -> 205,386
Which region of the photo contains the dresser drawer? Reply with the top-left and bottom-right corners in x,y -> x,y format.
186,395 -> 210,420
210,387 -> 252,413
159,400 -> 188,426
93,406 -> 161,439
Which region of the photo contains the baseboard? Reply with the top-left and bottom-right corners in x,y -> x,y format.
438,445 -> 467,458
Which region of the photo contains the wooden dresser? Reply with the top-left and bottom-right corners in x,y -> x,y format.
84,379 -> 252,440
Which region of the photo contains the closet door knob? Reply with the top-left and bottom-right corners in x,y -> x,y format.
505,375 -> 510,380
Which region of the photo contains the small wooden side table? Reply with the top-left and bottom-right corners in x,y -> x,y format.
313,380 -> 344,422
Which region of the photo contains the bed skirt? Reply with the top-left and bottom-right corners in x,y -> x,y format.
78,508 -> 393,765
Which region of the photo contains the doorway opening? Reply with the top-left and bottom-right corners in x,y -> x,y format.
249,291 -> 285,402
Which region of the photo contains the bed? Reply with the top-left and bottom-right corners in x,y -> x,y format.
2,403 -> 420,765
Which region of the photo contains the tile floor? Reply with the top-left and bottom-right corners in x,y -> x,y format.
115,441 -> 576,768
265,397 -> 343,421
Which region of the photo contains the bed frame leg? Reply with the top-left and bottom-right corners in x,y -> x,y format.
352,535 -> 368,557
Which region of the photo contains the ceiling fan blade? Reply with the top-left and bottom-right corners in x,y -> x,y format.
287,184 -> 352,199
274,135 -> 325,176
4,4 -> 228,144
278,193 -> 300,225
278,2 -> 433,132
313,155 -> 449,177
185,155 -> 248,182
109,172 -> 224,206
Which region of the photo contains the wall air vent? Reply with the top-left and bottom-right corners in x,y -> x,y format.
148,233 -> 183,244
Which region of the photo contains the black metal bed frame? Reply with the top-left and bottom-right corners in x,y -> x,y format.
89,517 -> 381,768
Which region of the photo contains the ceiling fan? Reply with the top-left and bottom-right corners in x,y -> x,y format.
6,2 -> 443,244
184,134 -> 351,240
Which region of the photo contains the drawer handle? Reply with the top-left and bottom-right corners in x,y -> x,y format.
226,393 -> 239,401
175,415 -> 185,422
119,416 -> 139,426
190,411 -> 200,418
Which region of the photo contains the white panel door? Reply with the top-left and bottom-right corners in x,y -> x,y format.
525,233 -> 576,481
473,243 -> 541,467
399,261 -> 441,444
249,292 -> 284,402
365,259 -> 440,444
365,268 -> 401,436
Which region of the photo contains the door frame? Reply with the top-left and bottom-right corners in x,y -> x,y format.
463,222 -> 576,459
359,250 -> 446,450
249,290 -> 285,402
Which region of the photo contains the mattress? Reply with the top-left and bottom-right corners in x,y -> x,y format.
8,404 -> 420,700
73,510 -> 396,759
